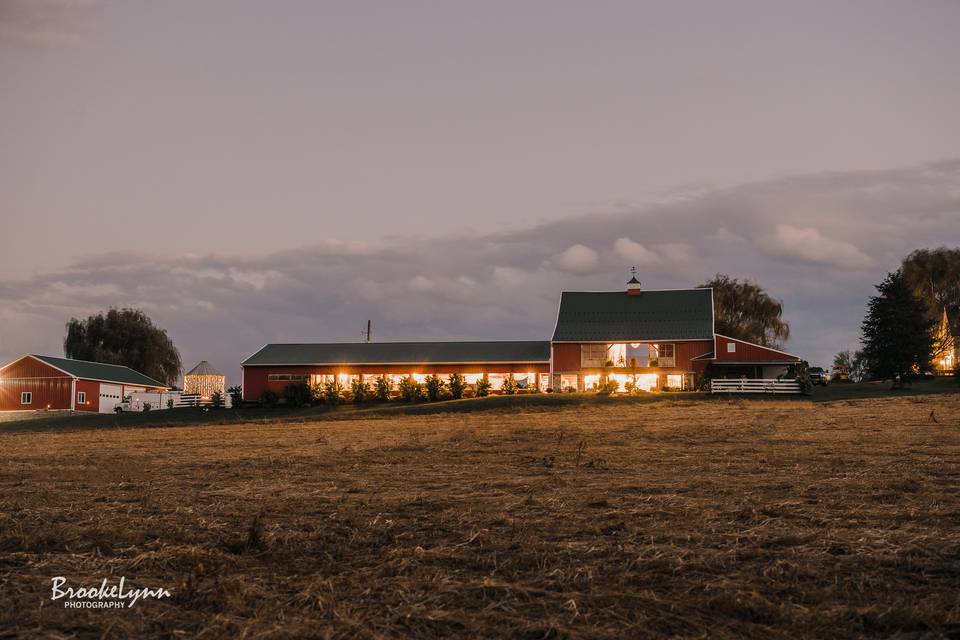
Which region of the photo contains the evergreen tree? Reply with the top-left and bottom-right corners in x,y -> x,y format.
375,375 -> 392,401
425,374 -> 444,401
447,373 -> 466,400
351,377 -> 369,404
398,375 -> 422,402
861,270 -> 934,386
476,374 -> 492,397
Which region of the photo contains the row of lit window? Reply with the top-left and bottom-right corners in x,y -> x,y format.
269,372 -> 546,389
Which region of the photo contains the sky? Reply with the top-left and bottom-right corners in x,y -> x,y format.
1,0 -> 959,384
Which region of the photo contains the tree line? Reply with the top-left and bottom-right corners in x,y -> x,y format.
56,246 -> 958,397
836,247 -> 959,385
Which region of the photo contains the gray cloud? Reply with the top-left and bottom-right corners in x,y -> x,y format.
0,0 -> 96,47
1,159 -> 957,384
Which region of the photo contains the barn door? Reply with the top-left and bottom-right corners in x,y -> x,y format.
98,384 -> 122,413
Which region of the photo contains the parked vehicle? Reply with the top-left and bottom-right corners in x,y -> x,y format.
808,367 -> 830,386
114,390 -> 229,412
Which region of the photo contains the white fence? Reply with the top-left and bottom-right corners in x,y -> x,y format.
710,379 -> 802,395
124,392 -> 232,411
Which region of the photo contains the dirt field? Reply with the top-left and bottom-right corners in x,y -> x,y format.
2,395 -> 959,638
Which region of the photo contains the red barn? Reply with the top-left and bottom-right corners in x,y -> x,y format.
242,341 -> 551,402
548,278 -> 802,391
0,355 -> 167,413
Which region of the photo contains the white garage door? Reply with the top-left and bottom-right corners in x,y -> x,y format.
99,384 -> 123,413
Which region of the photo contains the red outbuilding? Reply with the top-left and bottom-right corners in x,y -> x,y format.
0,355 -> 167,413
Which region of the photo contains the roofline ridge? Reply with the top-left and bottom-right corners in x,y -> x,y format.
559,287 -> 713,294
256,339 -> 551,346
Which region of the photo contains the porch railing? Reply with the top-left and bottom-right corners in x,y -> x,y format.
710,379 -> 801,394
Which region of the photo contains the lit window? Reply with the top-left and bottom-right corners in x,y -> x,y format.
77,391 -> 86,404
727,342 -> 736,353
21,392 -> 32,405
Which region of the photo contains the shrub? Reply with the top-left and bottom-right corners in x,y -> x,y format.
476,374 -> 492,397
351,378 -> 369,404
166,398 -> 174,409
795,362 -> 814,396
282,383 -> 312,407
142,402 -> 152,412
596,379 -> 619,395
324,379 -> 344,406
398,375 -> 422,402
375,375 -> 392,401
501,375 -> 517,395
258,389 -> 279,406
211,390 -> 224,409
448,373 -> 466,400
227,385 -> 243,407
425,374 -> 445,401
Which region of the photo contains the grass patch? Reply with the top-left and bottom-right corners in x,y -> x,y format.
0,395 -> 957,637
1,378 -> 954,433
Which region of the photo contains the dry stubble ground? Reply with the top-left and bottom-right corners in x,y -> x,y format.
1,395 -> 959,639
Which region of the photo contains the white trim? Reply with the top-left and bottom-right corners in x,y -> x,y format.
5,355 -> 167,388
20,391 -> 32,405
713,334 -> 802,360
710,288 -> 716,358
76,390 -> 86,406
71,379 -> 77,411
11,355 -> 77,378
712,361 -> 802,365
549,292 -> 565,343
239,343 -> 270,367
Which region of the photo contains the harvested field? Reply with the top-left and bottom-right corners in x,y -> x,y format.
1,395 -> 959,638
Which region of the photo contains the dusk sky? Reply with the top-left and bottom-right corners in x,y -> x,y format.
2,0 -> 959,383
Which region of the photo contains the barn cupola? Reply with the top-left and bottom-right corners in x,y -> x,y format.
626,275 -> 642,295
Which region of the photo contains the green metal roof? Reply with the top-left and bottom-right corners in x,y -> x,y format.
242,341 -> 551,366
31,355 -> 168,388
551,289 -> 714,342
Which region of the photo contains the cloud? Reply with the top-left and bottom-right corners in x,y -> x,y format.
554,244 -> 600,275
613,237 -> 660,265
0,158 -> 957,382
759,224 -> 873,268
0,0 -> 97,48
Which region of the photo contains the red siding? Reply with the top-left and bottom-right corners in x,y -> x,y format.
243,363 -> 550,401
552,344 -> 581,372
714,335 -> 800,363
75,379 -> 100,412
551,340 -> 713,373
674,340 -> 715,369
0,356 -> 73,411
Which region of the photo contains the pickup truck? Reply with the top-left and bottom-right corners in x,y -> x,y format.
808,367 -> 830,386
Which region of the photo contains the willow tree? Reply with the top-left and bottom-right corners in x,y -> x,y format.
63,308 -> 182,385
698,274 -> 790,348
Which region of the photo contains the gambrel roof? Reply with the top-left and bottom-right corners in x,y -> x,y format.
551,289 -> 714,342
